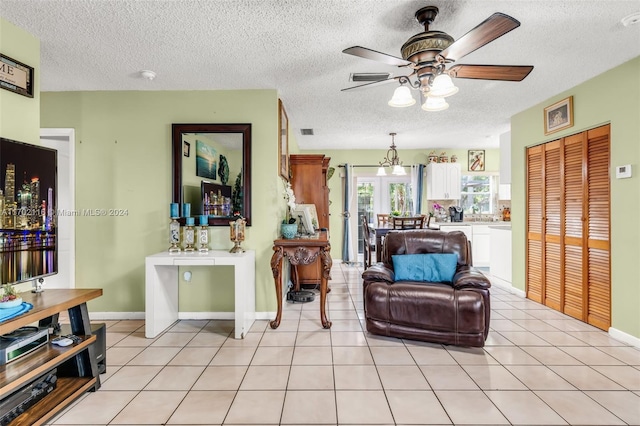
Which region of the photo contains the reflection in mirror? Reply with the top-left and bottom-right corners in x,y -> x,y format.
172,124 -> 251,226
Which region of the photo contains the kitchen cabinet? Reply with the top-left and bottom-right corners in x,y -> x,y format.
438,224 -> 472,242
490,226 -> 512,283
426,163 -> 461,200
289,154 -> 331,286
471,225 -> 491,267
526,124 -> 610,330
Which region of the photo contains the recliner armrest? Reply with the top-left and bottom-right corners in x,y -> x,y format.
362,264 -> 395,284
452,265 -> 491,290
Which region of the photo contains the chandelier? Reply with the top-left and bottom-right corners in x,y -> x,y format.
387,65 -> 458,111
377,133 -> 406,176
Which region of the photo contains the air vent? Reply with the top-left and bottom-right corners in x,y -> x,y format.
350,73 -> 390,82
300,129 -> 314,136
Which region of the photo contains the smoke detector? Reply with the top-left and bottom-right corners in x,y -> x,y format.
140,70 -> 157,81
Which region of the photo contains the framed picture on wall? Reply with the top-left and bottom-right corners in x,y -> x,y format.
468,150 -> 485,171
544,96 -> 573,135
278,99 -> 289,180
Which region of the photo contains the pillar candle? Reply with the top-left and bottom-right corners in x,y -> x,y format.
185,217 -> 195,226
182,203 -> 191,218
170,203 -> 179,218
199,215 -> 208,226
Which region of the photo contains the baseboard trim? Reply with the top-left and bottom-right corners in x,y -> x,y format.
91,312 -> 145,320
489,278 -> 526,298
91,311 -> 277,321
609,327 -> 640,348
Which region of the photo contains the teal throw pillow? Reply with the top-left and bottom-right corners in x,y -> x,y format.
392,253 -> 458,283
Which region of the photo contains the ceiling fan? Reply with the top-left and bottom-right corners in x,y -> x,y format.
342,5 -> 534,111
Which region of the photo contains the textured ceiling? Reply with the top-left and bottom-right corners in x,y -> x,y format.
1,0 -> 639,150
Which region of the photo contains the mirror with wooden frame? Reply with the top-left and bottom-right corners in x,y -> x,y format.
172,123 -> 251,226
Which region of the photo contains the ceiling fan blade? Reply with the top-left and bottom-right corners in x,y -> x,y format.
343,46 -> 413,67
449,64 -> 534,81
341,77 -> 399,91
440,13 -> 521,62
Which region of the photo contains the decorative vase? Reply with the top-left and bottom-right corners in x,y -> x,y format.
281,223 -> 298,239
229,218 -> 246,253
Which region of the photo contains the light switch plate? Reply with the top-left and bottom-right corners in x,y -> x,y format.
616,164 -> 632,179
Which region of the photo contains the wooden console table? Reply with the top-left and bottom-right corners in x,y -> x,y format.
270,231 -> 332,329
0,288 -> 103,426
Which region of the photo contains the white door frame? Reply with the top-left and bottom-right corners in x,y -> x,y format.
40,128 -> 75,289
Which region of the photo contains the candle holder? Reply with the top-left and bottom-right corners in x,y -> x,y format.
183,217 -> 196,253
198,215 -> 209,253
229,217 -> 246,253
169,217 -> 181,253
169,203 -> 182,253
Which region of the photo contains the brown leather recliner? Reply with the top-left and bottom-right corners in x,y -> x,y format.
362,229 -> 491,347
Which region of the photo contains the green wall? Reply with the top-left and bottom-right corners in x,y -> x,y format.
0,18 -> 40,148
511,56 -> 640,338
40,90 -> 286,313
0,18 -> 41,294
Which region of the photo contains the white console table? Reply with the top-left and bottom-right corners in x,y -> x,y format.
145,250 -> 255,339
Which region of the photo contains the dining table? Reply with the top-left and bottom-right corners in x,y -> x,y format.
370,217 -> 440,263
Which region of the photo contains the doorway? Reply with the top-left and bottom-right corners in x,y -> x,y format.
40,128 -> 75,289
355,175 -> 412,257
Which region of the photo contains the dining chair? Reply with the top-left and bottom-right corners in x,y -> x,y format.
391,215 -> 426,230
376,214 -> 389,226
361,215 -> 376,269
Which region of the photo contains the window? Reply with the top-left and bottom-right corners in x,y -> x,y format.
460,174 -> 498,214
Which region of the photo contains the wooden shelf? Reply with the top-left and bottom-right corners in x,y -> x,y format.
0,289 -> 103,335
9,376 -> 97,426
0,335 -> 96,396
0,289 -> 102,425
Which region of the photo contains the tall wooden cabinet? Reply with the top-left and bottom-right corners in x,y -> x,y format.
289,154 -> 331,286
526,124 -> 611,330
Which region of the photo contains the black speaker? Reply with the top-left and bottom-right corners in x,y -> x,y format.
59,323 -> 106,375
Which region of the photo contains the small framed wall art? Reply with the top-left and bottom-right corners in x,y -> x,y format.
278,99 -> 289,180
183,141 -> 190,157
544,96 -> 573,135
468,150 -> 485,171
0,53 -> 34,98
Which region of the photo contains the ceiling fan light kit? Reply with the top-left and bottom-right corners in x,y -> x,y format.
342,5 -> 534,111
422,96 -> 449,112
388,85 -> 416,107
429,74 -> 459,97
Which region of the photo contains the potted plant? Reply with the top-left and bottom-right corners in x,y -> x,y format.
0,283 -> 22,309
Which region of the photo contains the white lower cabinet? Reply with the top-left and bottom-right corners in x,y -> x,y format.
471,225 -> 490,267
490,226 -> 512,283
438,224 -> 472,241
438,224 -> 490,267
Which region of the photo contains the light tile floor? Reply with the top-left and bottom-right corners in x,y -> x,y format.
50,263 -> 640,425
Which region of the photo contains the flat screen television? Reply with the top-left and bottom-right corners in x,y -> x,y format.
0,137 -> 57,285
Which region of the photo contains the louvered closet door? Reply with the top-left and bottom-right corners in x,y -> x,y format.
526,146 -> 543,303
586,125 -> 611,330
544,141 -> 562,310
563,133 -> 586,320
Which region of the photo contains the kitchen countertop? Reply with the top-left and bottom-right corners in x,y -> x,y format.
436,221 -> 510,226
488,224 -> 512,230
